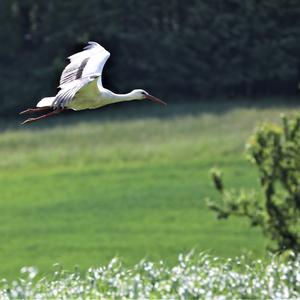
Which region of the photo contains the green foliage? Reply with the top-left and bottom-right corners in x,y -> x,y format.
1,253 -> 299,299
208,115 -> 300,253
1,1 -> 300,115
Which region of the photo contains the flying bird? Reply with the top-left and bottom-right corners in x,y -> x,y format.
20,41 -> 167,124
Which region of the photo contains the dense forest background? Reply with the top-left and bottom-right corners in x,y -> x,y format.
1,0 -> 300,115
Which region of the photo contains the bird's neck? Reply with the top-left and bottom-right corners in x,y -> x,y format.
107,91 -> 137,103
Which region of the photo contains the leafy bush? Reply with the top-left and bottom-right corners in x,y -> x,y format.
208,115 -> 300,253
0,253 -> 299,299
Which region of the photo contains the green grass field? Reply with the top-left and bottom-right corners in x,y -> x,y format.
0,99 -> 299,279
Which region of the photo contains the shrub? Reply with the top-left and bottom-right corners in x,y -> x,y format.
208,115 -> 300,253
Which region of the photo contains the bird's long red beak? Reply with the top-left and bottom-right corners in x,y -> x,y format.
145,94 -> 167,106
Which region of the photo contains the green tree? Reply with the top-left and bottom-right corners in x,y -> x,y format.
208,115 -> 300,253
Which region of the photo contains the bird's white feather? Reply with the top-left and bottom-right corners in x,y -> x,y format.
36,97 -> 56,107
59,41 -> 110,88
81,48 -> 110,80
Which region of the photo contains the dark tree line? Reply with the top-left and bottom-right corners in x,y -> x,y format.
1,0 -> 300,115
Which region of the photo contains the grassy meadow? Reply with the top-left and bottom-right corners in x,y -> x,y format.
0,99 -> 299,279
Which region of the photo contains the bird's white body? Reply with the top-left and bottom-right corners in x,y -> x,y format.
21,41 -> 166,124
37,78 -> 144,111
66,79 -> 140,111
68,78 -> 105,110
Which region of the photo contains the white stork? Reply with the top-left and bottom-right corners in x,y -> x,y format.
20,41 -> 167,124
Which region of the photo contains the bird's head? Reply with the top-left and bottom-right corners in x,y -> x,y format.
131,89 -> 167,106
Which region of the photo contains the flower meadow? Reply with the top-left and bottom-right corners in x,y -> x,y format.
0,253 -> 299,299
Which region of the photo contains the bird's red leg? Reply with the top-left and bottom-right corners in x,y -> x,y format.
21,108 -> 65,125
19,106 -> 51,115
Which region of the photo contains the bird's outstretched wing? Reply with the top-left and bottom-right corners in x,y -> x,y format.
53,77 -> 95,109
59,41 -> 110,88
53,41 -> 110,109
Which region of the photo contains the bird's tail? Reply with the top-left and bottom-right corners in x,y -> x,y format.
36,97 -> 55,108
